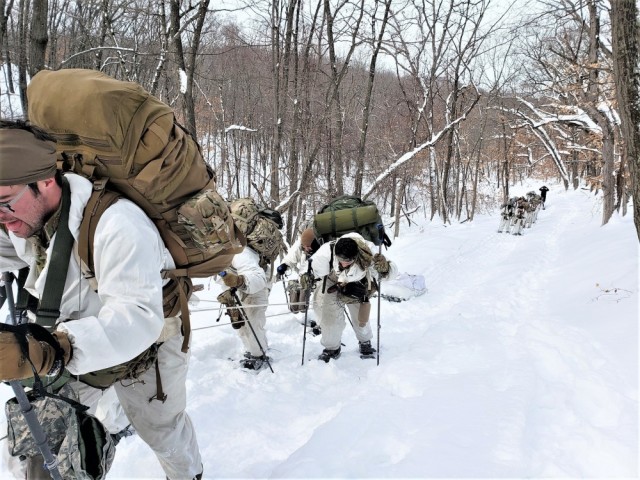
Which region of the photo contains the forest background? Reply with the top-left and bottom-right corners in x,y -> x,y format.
0,0 -> 638,243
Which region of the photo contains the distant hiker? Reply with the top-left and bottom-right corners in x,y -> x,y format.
277,228 -> 322,332
0,119 -> 203,479
539,185 -> 549,209
305,232 -> 397,362
217,244 -> 272,371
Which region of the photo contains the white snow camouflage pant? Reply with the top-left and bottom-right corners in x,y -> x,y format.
315,279 -> 373,351
237,287 -> 270,357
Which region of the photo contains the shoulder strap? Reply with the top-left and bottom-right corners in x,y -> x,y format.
36,178 -> 74,330
78,180 -> 121,279
14,266 -> 37,317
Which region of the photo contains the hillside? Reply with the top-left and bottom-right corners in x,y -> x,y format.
1,182 -> 637,478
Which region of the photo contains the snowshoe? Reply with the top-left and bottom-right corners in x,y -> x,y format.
318,347 -> 341,363
241,354 -> 271,371
359,341 -> 377,359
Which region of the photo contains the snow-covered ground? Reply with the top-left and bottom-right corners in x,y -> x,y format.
1,182 -> 637,478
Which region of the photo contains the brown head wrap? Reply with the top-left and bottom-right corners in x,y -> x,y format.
0,129 -> 57,186
300,228 -> 316,248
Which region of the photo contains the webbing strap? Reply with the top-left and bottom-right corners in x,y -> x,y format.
14,266 -> 36,315
164,271 -> 192,353
149,357 -> 167,403
36,178 -> 73,330
78,180 -> 120,277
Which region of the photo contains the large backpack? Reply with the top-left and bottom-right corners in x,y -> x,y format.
26,68 -> 245,352
228,198 -> 285,269
313,195 -> 392,247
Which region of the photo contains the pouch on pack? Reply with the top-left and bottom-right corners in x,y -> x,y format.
228,198 -> 285,268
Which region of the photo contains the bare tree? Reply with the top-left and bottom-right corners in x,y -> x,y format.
27,0 -> 46,76
169,0 -> 210,137
515,0 -> 620,225
611,0 -> 640,241
354,0 -> 392,197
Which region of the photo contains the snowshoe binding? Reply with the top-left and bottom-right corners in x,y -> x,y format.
359,341 -> 377,359
241,354 -> 271,371
318,347 -> 341,363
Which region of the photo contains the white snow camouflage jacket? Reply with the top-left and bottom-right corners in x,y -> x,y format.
308,232 -> 397,285
0,173 -> 178,375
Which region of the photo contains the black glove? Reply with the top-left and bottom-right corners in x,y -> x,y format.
339,281 -> 369,302
276,263 -> 288,278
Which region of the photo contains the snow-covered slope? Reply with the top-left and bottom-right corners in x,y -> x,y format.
1,183 -> 637,478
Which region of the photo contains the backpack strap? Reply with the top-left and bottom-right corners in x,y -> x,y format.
36,177 -> 74,330
322,241 -> 337,294
78,179 -> 121,280
14,266 -> 37,319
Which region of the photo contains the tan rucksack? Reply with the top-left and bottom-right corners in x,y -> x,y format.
27,68 -> 245,352
228,198 -> 285,270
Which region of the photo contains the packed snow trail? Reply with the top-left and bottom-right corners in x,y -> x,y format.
1,184 -> 636,479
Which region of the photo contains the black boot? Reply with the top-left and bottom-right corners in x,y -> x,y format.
318,347 -> 341,363
359,341 -> 376,357
241,354 -> 270,370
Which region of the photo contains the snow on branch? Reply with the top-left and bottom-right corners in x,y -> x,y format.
517,98 -> 602,134
362,92 -> 479,200
225,125 -> 258,134
497,103 -> 570,182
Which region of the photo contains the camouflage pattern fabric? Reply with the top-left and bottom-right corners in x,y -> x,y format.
229,198 -> 260,237
286,280 -> 307,313
5,384 -> 77,458
58,407 -> 116,479
177,190 -> 234,251
353,237 -> 373,270
78,343 -> 159,389
5,383 -> 115,479
246,216 -> 285,265
229,198 -> 285,266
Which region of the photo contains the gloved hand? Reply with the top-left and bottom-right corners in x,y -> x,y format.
217,290 -> 244,329
0,328 -> 72,381
339,281 -> 368,302
373,253 -> 390,276
299,272 -> 315,291
276,263 -> 288,276
221,271 -> 245,288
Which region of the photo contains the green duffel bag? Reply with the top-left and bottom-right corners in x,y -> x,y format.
313,194 -> 391,246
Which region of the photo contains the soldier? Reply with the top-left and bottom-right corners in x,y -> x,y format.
304,232 -> 397,362
0,119 -> 203,479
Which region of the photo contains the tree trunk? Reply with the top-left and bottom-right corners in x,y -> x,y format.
28,0 -> 47,77
17,0 -> 29,115
611,0 -> 640,241
354,0 -> 392,197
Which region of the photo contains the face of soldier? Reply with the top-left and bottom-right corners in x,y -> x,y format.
0,179 -> 57,238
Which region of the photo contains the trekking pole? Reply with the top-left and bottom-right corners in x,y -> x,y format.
300,259 -> 313,366
375,225 -> 384,366
281,276 -> 290,308
343,306 -> 354,330
0,279 -> 6,312
1,272 -> 63,480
